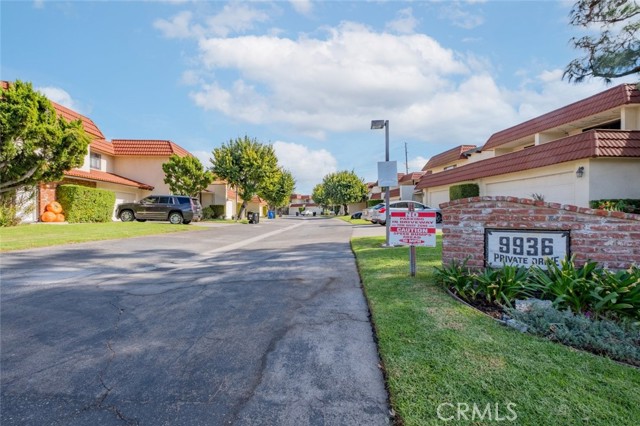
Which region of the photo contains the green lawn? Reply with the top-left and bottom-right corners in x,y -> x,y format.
335,215 -> 372,225
0,222 -> 204,251
352,236 -> 640,426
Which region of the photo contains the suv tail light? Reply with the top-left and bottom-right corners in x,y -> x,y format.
378,208 -> 386,214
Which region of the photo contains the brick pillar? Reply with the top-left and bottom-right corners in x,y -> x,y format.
38,182 -> 58,218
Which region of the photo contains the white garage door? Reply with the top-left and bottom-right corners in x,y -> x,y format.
485,172 -> 575,205
114,191 -> 136,220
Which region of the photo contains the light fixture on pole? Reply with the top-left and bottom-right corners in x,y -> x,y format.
371,119 -> 392,247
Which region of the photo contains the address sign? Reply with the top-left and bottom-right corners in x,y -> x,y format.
485,229 -> 570,269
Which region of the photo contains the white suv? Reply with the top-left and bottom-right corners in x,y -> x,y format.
372,200 -> 442,225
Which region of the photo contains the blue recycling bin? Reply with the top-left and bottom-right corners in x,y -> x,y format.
268,210 -> 275,219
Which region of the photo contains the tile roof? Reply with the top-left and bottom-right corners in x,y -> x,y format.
389,188 -> 400,197
64,169 -> 154,190
399,171 -> 425,184
370,193 -> 382,200
415,130 -> 640,190
111,140 -> 191,157
52,102 -> 105,140
422,145 -> 477,170
483,84 -> 640,151
90,139 -> 115,155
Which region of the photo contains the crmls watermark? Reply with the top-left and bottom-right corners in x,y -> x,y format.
436,402 -> 518,422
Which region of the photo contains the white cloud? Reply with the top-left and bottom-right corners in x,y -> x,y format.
191,150 -> 212,168
273,141 -> 337,193
155,3 -> 270,39
439,1 -> 484,29
289,0 -> 313,16
192,22 -> 469,139
385,8 -> 418,34
164,14 -> 615,152
33,0 -> 45,9
154,11 -> 200,39
408,156 -> 429,171
205,3 -> 270,37
37,86 -> 82,112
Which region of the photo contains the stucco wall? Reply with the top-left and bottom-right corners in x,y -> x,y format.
589,158 -> 640,201
440,196 -> 640,270
113,157 -> 170,194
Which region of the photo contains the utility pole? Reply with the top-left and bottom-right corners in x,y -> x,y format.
404,142 -> 409,174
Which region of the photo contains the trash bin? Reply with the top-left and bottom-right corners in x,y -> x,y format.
268,210 -> 275,219
313,212 -> 316,216
296,212 -> 299,216
247,211 -> 256,224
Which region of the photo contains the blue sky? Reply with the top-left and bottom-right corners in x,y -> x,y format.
1,0 -> 622,193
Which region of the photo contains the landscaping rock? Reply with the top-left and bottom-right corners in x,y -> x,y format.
515,298 -> 552,313
505,318 -> 529,333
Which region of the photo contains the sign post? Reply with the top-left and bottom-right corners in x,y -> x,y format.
389,208 -> 437,276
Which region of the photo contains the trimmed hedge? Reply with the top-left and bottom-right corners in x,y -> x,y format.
590,199 -> 640,214
57,184 -> 115,223
449,183 -> 479,201
367,199 -> 383,207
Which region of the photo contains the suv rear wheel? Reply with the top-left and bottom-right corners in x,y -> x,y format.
120,210 -> 134,222
169,212 -> 183,224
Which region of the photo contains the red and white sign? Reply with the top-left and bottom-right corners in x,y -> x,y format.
389,211 -> 437,247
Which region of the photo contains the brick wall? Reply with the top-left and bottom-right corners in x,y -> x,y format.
37,179 -> 96,219
440,196 -> 640,270
38,183 -> 57,217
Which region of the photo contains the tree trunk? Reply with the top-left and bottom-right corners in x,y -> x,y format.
343,204 -> 348,215
237,201 -> 248,220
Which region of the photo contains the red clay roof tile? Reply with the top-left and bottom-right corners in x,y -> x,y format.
90,139 -> 115,155
111,140 -> 191,157
415,130 -> 640,190
64,169 -> 154,190
483,84 -> 640,151
423,145 -> 477,170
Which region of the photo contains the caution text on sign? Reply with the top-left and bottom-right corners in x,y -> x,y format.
389,211 -> 437,247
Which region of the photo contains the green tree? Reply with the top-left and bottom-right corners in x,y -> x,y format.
311,183 -> 329,212
162,154 -> 213,197
210,136 -> 279,219
564,0 -> 640,83
258,168 -> 295,212
321,170 -> 368,215
0,80 -> 91,194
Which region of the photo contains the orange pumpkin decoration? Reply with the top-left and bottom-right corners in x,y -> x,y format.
41,211 -> 57,222
46,201 -> 63,214
55,213 -> 65,222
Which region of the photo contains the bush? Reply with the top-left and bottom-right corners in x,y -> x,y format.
449,183 -> 479,201
437,257 -> 639,321
475,265 -> 540,307
56,185 -> 115,223
505,304 -> 640,366
590,199 -> 640,214
202,205 -> 225,219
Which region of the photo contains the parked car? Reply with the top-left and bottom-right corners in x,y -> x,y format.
350,211 -> 362,219
372,200 -> 442,225
117,195 -> 203,224
362,203 -> 384,223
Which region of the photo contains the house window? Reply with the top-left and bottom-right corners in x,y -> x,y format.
90,153 -> 101,169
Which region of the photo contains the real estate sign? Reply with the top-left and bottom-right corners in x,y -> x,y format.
485,229 -> 570,269
389,211 -> 437,247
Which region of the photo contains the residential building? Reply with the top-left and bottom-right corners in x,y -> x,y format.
3,81 -> 240,222
416,83 -> 640,208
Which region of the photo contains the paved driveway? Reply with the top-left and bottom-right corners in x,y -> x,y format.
1,218 -> 389,425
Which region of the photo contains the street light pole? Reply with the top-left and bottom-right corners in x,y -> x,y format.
384,120 -> 391,247
371,119 -> 392,247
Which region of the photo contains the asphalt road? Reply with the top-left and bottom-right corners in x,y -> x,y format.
1,218 -> 390,425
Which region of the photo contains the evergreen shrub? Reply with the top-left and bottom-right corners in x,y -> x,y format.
57,184 -> 115,223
